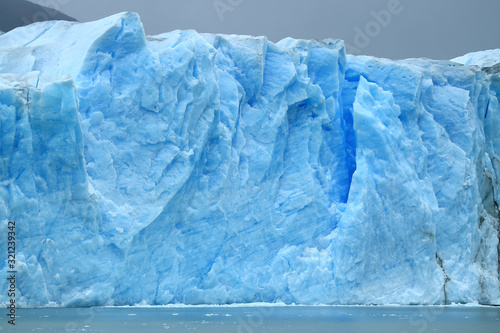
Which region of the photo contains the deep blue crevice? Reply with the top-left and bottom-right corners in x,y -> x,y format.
340,77 -> 360,202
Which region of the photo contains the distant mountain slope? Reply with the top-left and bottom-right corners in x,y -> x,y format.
0,0 -> 76,32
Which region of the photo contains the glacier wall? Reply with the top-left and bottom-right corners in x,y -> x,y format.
0,13 -> 499,306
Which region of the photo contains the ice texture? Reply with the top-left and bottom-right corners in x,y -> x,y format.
0,13 -> 499,306
452,49 -> 500,69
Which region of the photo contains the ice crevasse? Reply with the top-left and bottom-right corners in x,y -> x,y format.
0,12 -> 499,306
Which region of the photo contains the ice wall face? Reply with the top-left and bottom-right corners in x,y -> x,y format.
336,56 -> 500,304
0,74 -> 104,305
0,13 -> 499,306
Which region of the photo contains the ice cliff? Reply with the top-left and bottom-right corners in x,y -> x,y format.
0,13 -> 499,307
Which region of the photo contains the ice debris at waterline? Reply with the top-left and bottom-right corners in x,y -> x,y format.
0,12 -> 499,307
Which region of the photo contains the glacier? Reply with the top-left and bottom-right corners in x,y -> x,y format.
0,12 -> 499,307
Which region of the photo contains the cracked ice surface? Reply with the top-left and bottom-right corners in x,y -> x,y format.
0,13 -> 499,306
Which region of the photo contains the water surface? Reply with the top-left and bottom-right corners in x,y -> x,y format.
1,305 -> 499,332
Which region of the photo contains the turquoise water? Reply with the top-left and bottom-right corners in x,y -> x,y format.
1,306 -> 499,332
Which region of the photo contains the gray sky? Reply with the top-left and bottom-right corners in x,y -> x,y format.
28,0 -> 500,60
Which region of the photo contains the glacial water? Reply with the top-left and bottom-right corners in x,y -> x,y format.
1,306 -> 499,332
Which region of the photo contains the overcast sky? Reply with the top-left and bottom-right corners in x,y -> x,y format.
28,0 -> 499,60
